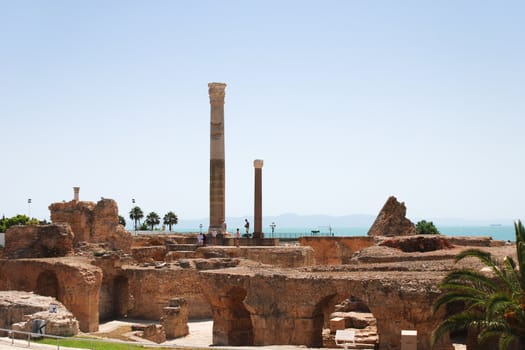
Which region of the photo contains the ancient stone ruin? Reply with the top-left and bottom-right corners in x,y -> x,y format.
367,195 -> 417,237
49,197 -> 131,252
0,193 -> 513,350
161,298 -> 189,339
0,291 -> 79,337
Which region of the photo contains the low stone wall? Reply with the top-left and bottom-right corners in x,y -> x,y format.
446,236 -> 500,247
131,246 -> 167,262
299,237 -> 375,265
0,258 -> 102,332
193,246 -> 315,268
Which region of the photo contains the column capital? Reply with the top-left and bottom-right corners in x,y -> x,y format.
208,82 -> 227,104
253,159 -> 264,168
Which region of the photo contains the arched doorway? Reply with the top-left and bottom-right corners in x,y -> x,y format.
35,270 -> 60,299
99,275 -> 130,321
316,294 -> 379,349
113,275 -> 129,318
213,286 -> 254,346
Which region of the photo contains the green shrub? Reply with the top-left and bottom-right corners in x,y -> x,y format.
416,220 -> 440,235
0,214 -> 40,232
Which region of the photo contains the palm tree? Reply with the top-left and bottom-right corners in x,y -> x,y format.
145,212 -> 160,231
118,215 -> 126,227
432,220 -> 525,350
163,211 -> 178,231
129,206 -> 144,231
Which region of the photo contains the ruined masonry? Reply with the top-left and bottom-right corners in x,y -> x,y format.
367,195 -> 417,237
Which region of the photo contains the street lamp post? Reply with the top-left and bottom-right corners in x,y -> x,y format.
270,222 -> 276,238
27,198 -> 32,218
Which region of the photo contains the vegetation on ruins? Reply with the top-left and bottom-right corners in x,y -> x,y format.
432,220 -> 525,350
0,214 -> 40,232
118,215 -> 126,226
129,206 -> 144,231
163,211 -> 178,231
416,220 -> 440,235
145,212 -> 161,230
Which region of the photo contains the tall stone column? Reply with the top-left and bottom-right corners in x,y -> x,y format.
253,159 -> 263,238
208,83 -> 227,234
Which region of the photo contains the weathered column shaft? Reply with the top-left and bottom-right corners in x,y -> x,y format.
209,83 -> 227,233
253,160 -> 263,237
73,187 -> 80,202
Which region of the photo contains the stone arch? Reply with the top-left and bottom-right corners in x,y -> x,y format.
213,286 -> 254,346
311,294 -> 338,347
35,270 -> 60,299
315,293 -> 379,348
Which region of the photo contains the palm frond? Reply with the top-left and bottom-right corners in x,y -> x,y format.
441,269 -> 499,292
431,312 -> 478,347
456,249 -> 516,291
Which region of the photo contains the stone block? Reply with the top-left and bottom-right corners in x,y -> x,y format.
141,324 -> 166,344
161,298 -> 189,339
329,317 -> 345,332
401,329 -> 417,350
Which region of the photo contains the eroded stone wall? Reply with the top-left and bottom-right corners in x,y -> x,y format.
199,267 -> 453,350
4,224 -> 74,259
0,258 -> 102,332
49,198 -> 131,252
124,266 -> 212,320
299,236 -> 375,265
193,246 -> 315,268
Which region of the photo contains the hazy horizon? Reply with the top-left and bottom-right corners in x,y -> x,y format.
2,1 -> 524,223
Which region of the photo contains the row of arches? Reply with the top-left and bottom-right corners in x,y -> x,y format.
217,286 -> 378,348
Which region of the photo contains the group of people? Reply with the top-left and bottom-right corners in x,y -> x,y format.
198,219 -> 251,247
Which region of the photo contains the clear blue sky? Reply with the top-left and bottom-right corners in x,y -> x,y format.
1,1 -> 524,224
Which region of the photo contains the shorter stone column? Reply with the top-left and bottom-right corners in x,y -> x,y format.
161,298 -> 189,339
73,187 -> 80,202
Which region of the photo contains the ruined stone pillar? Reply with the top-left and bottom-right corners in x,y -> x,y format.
208,83 -> 227,234
73,187 -> 80,202
253,160 -> 263,238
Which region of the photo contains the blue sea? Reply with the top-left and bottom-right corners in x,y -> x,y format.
169,225 -> 516,242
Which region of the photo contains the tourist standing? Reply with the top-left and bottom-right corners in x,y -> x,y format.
244,219 -> 250,236
198,232 -> 204,246
236,228 -> 240,247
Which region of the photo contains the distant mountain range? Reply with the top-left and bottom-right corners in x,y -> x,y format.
176,213 -> 514,230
